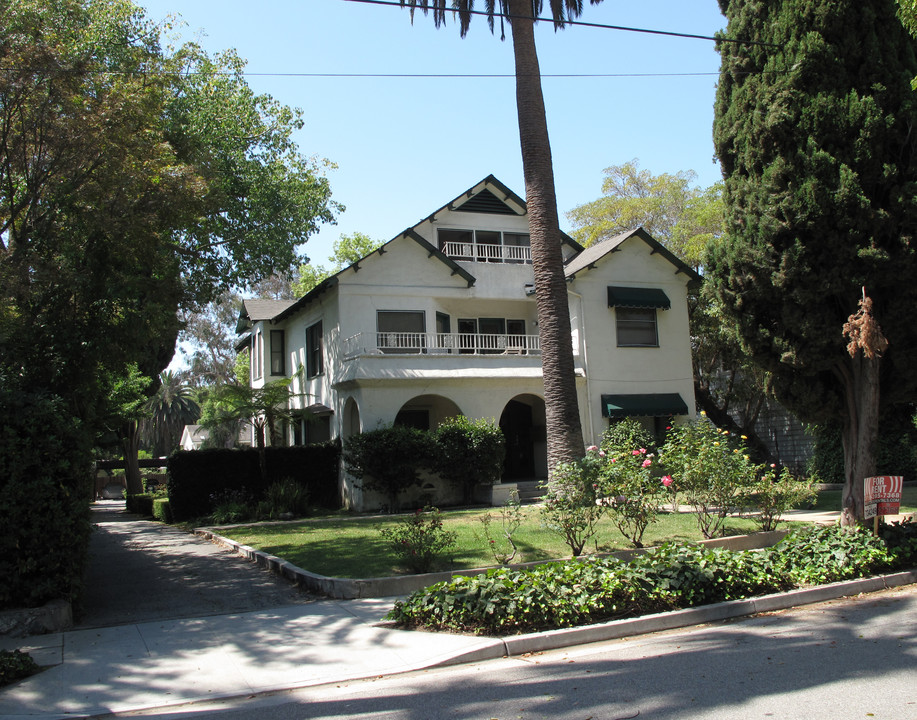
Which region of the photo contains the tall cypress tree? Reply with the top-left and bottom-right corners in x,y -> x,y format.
709,0 -> 917,523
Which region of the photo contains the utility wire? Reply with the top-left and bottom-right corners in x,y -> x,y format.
342,0 -> 780,48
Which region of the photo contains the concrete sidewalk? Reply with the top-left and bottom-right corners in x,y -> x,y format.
0,596 -> 502,719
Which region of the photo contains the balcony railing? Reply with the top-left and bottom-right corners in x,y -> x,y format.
441,241 -> 531,264
343,332 -> 541,359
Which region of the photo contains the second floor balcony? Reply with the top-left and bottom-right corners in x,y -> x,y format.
343,331 -> 541,360
441,240 -> 532,265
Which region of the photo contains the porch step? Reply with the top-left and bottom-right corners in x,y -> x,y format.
513,480 -> 546,503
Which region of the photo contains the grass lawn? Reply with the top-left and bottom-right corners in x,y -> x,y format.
218,507 -> 773,579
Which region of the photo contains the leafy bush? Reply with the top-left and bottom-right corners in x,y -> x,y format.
0,383 -> 93,609
210,489 -> 255,525
743,466 -> 816,532
258,477 -> 310,520
152,497 -> 173,523
432,416 -> 505,504
773,524 -> 894,585
540,455 -> 605,556
659,416 -> 757,538
378,507 -> 457,574
343,425 -> 434,511
126,493 -> 155,517
879,519 -> 917,567
599,443 -> 671,548
0,650 -> 40,687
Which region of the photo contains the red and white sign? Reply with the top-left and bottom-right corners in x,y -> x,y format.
864,475 -> 904,519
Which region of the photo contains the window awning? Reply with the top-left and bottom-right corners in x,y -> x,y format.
601,393 -> 689,418
303,403 -> 334,417
607,286 -> 671,310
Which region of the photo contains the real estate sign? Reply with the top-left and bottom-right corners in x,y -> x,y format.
864,475 -> 903,519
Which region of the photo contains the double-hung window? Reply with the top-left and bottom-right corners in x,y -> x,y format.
270,330 -> 285,376
306,321 -> 323,377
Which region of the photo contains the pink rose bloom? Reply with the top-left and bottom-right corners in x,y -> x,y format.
642,459 -> 652,468
639,448 -> 647,454
632,450 -> 640,456
587,445 -> 598,452
598,450 -> 606,458
662,475 -> 673,487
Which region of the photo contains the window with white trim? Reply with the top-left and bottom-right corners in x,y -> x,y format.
615,308 -> 658,347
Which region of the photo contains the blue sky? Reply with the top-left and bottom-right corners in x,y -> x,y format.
139,0 -> 727,267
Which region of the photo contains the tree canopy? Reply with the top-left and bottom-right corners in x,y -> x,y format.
566,160 -> 723,268
710,0 -> 917,521
0,0 -> 340,430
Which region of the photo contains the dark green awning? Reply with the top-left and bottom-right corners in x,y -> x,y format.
602,393 -> 689,418
607,286 -> 671,310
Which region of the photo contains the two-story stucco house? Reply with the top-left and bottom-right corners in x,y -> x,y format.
237,176 -> 700,510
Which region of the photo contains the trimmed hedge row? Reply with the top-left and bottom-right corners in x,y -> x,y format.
167,440 -> 341,520
0,384 -> 93,610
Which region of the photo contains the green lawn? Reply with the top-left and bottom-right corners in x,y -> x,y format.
219,508 -> 769,579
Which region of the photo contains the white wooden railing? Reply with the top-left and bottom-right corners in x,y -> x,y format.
343,332 -> 541,358
441,241 -> 531,264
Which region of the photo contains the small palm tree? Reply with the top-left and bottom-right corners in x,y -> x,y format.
142,371 -> 201,457
400,0 -> 598,470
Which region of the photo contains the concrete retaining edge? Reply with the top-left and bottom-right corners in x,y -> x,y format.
194,528 -> 790,600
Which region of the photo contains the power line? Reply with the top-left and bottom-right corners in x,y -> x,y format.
342,0 -> 780,48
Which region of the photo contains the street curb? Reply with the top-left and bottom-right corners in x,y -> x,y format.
428,569 -> 917,667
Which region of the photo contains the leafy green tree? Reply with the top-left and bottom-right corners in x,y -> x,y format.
710,0 -> 917,523
400,0 -> 600,471
566,160 -> 723,268
292,232 -> 384,296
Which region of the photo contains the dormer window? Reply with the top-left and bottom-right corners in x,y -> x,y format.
438,229 -> 531,264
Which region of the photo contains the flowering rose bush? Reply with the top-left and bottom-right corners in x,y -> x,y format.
540,452 -> 606,556
659,415 -> 758,538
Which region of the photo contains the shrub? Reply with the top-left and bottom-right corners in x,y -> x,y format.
772,524 -> 894,585
258,477 -> 310,520
0,650 -> 40,687
743,466 -> 816,532
477,490 -> 525,565
0,383 -> 93,609
126,493 -> 155,517
659,416 -> 757,538
152,497 -> 173,523
378,507 -> 457,574
540,455 -> 605,556
210,489 -> 255,525
432,416 -> 505,504
343,425 -> 434,511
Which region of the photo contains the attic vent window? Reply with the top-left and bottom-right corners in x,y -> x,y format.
455,188 -> 518,215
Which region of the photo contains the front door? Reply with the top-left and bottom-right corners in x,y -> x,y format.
500,400 -> 535,480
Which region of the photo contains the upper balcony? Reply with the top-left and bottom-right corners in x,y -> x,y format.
441,240 -> 532,265
343,331 -> 541,360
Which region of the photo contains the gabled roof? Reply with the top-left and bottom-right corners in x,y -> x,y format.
236,298 -> 297,333
564,227 -> 701,288
418,175 -> 584,254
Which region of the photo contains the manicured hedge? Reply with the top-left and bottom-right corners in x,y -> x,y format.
152,497 -> 172,523
167,440 -> 341,520
0,385 -> 93,610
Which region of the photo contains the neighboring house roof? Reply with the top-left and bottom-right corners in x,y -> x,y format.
236,298 -> 297,334
564,227 -> 701,288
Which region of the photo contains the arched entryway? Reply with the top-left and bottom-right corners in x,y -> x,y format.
342,397 -> 361,440
499,394 -> 547,480
393,394 -> 463,430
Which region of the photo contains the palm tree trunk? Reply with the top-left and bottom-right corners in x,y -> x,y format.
508,0 -> 585,471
